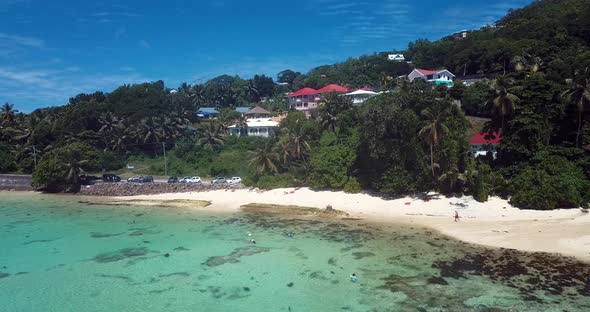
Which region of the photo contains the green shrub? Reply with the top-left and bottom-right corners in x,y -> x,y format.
343,178 -> 362,194
509,155 -> 590,209
256,174 -> 296,189
473,164 -> 491,202
375,167 -> 416,195
98,150 -> 126,171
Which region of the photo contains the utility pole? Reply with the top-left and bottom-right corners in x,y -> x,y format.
162,142 -> 168,177
32,145 -> 37,169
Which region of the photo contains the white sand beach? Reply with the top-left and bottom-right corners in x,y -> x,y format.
118,187 -> 590,262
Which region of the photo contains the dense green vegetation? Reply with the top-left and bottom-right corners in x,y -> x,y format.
1,0 -> 590,210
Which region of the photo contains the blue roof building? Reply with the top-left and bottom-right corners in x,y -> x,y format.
197,107 -> 220,117
235,106 -> 251,114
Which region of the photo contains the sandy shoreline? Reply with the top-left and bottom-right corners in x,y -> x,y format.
114,187 -> 590,262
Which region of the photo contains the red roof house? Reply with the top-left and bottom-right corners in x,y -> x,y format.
316,84 -> 349,93
288,87 -> 318,97
470,132 -> 501,145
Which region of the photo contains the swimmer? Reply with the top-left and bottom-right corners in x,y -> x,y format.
287,232 -> 294,238
247,231 -> 252,237
249,239 -> 256,244
350,273 -> 357,282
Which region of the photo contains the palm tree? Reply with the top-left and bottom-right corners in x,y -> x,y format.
419,107 -> 450,176
489,78 -> 519,132
236,116 -> 249,137
562,71 -> 590,147
285,121 -> 311,161
62,158 -> 89,192
248,142 -> 279,175
1,103 -> 17,123
318,92 -> 352,132
198,122 -> 225,149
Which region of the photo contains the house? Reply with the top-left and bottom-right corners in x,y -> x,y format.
197,107 -> 220,118
228,118 -> 279,138
244,106 -> 272,119
288,84 -> 349,114
450,30 -> 468,40
388,54 -> 405,62
470,132 -> 501,158
408,69 -> 455,86
344,89 -> 379,106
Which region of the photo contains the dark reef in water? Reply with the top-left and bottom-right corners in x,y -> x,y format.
92,247 -> 149,263
90,232 -> 125,238
204,246 -> 270,267
0,272 -> 10,279
432,248 -> 590,301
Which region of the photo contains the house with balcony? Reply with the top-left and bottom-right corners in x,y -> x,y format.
288,84 -> 349,114
408,69 -> 455,87
228,118 -> 279,138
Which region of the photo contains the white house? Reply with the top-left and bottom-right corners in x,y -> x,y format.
344,89 -> 379,106
388,54 -> 405,62
408,69 -> 456,86
228,118 -> 279,138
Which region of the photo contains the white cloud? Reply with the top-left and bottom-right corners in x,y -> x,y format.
0,32 -> 44,48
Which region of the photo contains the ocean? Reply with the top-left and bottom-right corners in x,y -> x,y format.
1,192 -> 589,311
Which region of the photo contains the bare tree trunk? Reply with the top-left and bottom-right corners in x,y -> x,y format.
430,144 -> 435,176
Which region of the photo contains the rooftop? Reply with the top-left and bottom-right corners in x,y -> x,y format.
316,84 -> 349,93
228,118 -> 279,128
245,106 -> 271,115
289,87 -> 318,97
470,132 -> 501,145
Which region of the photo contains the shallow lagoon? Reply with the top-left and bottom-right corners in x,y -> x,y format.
1,193 -> 589,311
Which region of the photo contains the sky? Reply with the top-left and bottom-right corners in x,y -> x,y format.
0,0 -> 532,112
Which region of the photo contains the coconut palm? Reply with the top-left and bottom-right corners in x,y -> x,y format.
1,103 -> 17,123
285,121 -> 311,161
489,78 -> 519,132
235,116 -> 249,136
562,71 -> 590,147
62,158 -> 89,192
248,142 -> 279,175
419,107 -> 450,176
198,122 -> 225,149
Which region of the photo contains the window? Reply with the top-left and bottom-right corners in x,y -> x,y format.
261,128 -> 267,133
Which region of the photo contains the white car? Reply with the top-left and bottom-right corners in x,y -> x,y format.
179,176 -> 191,183
186,176 -> 202,184
228,177 -> 242,185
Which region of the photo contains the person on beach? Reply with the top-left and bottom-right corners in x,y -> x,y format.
350,273 -> 357,282
454,211 -> 461,222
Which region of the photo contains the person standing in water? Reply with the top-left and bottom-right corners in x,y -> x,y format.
350,273 -> 357,282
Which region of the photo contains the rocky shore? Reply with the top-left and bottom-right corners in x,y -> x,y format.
78,182 -> 244,197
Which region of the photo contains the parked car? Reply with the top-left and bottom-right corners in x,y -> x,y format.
167,176 -> 178,183
127,176 -> 141,183
140,176 -> 154,183
102,174 -> 121,182
179,176 -> 191,183
211,177 -> 226,184
228,177 -> 242,185
186,176 -> 202,183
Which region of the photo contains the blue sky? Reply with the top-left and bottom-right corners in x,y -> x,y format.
1,0 -> 532,112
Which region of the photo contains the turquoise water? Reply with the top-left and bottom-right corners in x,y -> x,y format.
1,193 -> 589,311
